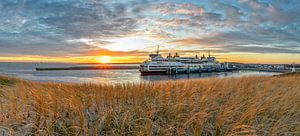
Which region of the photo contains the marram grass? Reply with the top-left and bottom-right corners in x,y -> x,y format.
0,74 -> 299,135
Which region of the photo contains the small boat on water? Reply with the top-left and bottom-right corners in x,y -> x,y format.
139,46 -> 237,75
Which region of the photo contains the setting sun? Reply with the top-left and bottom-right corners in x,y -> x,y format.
96,56 -> 111,63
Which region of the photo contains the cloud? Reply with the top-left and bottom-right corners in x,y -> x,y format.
168,38 -> 205,46
224,46 -> 300,54
168,30 -> 300,54
0,0 -> 300,61
0,0 -> 149,56
238,0 -> 300,26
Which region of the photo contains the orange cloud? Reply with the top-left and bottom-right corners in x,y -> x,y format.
80,48 -> 148,57
161,19 -> 191,27
153,2 -> 204,16
175,6 -> 204,16
168,38 -> 203,45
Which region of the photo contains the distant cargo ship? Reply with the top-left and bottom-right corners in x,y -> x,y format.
139,46 -> 236,75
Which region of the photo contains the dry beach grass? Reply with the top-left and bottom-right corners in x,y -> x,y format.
0,74 -> 299,135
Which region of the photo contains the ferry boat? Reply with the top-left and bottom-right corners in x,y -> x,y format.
139,46 -> 233,75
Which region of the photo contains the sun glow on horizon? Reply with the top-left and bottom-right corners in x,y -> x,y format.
0,53 -> 299,64
96,56 -> 112,63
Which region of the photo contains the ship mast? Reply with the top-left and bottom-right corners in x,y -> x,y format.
292,62 -> 296,72
156,45 -> 160,54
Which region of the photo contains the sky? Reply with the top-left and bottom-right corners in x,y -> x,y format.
0,0 -> 300,64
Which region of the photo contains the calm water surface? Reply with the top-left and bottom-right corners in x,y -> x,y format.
0,62 -> 281,84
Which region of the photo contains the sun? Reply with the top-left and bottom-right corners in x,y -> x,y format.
96,56 -> 111,63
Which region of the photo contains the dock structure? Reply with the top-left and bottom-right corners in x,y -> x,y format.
146,65 -> 237,75
239,68 -> 299,73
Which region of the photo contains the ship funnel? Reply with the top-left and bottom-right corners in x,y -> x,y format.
174,52 -> 180,58
201,54 -> 206,60
167,53 -> 172,58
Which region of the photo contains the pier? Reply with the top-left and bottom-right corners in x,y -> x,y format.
239,68 -> 289,73
239,68 -> 299,73
36,65 -> 139,71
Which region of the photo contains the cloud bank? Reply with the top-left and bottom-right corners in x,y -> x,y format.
0,0 -> 299,62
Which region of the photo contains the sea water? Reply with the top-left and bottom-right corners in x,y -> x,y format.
0,62 -> 281,84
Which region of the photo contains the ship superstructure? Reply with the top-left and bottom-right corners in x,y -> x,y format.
139,46 -> 234,75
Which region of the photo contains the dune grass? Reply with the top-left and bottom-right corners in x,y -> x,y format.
0,74 -> 299,135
